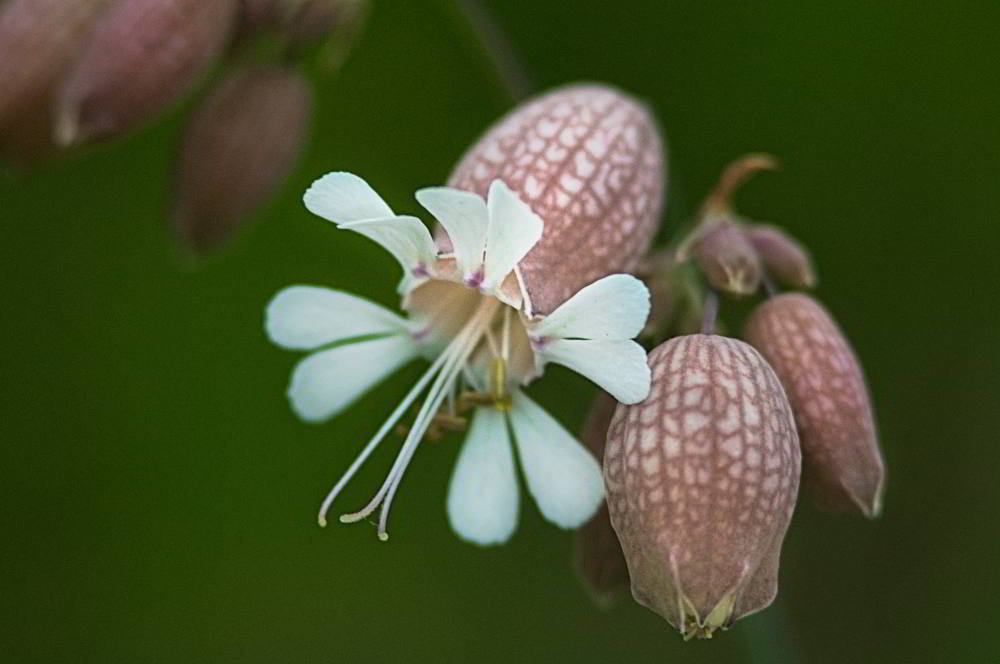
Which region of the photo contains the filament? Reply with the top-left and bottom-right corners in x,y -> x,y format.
338,297 -> 500,538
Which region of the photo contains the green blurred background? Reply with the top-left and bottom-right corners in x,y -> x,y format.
3,1 -> 999,662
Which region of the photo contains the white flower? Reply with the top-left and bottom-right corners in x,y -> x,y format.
265,172 -> 652,545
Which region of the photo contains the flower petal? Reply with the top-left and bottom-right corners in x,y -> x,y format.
538,339 -> 651,404
415,187 -> 488,280
508,391 -> 604,529
482,180 -> 543,291
446,407 -> 520,546
530,274 -> 651,341
339,216 -> 438,290
266,286 -> 410,351
288,334 -> 418,422
303,172 -> 394,224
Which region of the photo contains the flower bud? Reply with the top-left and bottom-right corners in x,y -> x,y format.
605,334 -> 801,638
744,224 -> 816,289
171,64 -> 312,254
55,0 -> 239,147
238,0 -> 288,32
447,84 -> 666,315
574,391 -> 630,605
694,221 -> 761,296
0,0 -> 110,124
744,293 -> 884,517
0,0 -> 110,162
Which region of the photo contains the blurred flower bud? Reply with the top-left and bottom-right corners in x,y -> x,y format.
55,0 -> 239,147
447,84 -> 666,315
693,221 -> 761,296
745,224 -> 816,289
744,293 -> 885,518
238,0 -> 289,32
287,0 -> 346,45
0,0 -> 110,163
171,64 -> 312,254
237,0 -> 367,55
574,391 -> 630,606
605,334 -> 800,639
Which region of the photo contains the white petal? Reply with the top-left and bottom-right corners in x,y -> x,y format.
339,216 -> 438,290
530,274 -> 651,341
265,286 -> 410,350
303,172 -> 394,224
288,335 -> 418,422
415,187 -> 488,279
539,339 -> 651,404
508,391 -> 604,529
482,180 -> 543,291
446,407 -> 520,546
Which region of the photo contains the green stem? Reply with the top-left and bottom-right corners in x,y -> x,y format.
445,0 -> 534,103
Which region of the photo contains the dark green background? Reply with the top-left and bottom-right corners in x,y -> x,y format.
3,1 -> 998,662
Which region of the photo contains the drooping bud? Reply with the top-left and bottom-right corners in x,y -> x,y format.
605,334 -> 801,639
0,0 -> 110,163
447,84 -> 666,315
744,224 -> 816,289
693,220 -> 761,296
744,293 -> 884,517
677,154 -> 778,297
574,391 -> 630,606
171,63 -> 312,254
55,0 -> 239,147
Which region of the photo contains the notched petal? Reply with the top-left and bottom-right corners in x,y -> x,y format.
537,339 -> 651,404
447,407 -> 520,546
304,171 -> 395,223
415,186 -> 488,279
265,285 -> 410,350
531,274 -> 651,341
482,179 -> 544,291
288,334 -> 418,422
509,391 -> 603,529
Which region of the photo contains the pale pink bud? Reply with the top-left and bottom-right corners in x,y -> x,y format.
55,0 -> 239,147
744,224 -> 816,289
171,64 -> 312,254
694,221 -> 762,296
0,0 -> 111,162
605,334 -> 801,638
447,84 -> 666,315
574,391 -> 630,605
744,293 -> 885,517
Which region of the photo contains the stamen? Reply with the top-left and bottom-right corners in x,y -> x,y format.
316,348 -> 452,526
339,297 -> 501,539
338,333 -> 470,526
490,357 -> 511,412
501,305 -> 511,363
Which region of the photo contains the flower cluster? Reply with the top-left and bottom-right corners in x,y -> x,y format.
264,84 -> 884,641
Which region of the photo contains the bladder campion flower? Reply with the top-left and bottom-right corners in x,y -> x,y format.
604,334 -> 800,638
745,293 -> 884,517
266,84 -> 666,544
